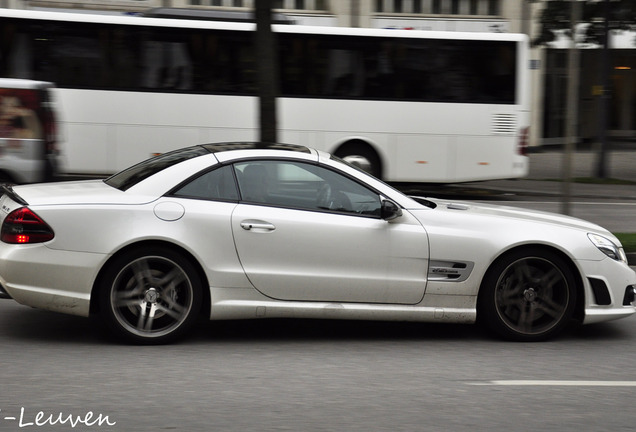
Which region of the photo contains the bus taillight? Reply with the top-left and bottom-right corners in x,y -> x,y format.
517,127 -> 529,156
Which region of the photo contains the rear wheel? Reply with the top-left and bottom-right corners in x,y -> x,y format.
99,247 -> 202,344
478,248 -> 577,342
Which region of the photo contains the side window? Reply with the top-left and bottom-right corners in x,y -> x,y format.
315,166 -> 382,216
234,160 -> 381,217
172,165 -> 238,201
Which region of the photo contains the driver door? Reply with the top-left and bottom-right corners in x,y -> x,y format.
231,160 -> 428,305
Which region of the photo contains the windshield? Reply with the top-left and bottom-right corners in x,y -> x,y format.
105,146 -> 211,191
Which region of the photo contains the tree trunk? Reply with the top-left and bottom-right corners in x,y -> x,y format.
254,0 -> 278,144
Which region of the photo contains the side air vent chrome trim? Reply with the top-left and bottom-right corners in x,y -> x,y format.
428,260 -> 474,282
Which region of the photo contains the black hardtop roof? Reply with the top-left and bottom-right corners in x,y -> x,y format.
106,142 -> 313,191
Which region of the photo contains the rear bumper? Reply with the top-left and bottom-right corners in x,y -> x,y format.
0,244 -> 106,317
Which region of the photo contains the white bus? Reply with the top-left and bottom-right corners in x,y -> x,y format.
0,8 -> 529,183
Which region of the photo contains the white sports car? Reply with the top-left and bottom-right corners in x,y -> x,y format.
0,143 -> 634,344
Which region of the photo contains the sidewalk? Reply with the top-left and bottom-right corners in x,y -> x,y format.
469,148 -> 636,201
528,147 -> 636,183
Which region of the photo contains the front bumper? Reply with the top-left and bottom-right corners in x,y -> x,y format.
579,258 -> 636,324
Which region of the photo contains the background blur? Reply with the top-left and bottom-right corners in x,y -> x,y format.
3,0 -> 634,153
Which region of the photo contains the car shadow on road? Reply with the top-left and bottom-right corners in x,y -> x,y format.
562,321 -> 635,342
0,303 -> 111,345
192,318 -> 634,344
192,318 -> 490,343
0,302 -> 487,345
1,302 -> 632,345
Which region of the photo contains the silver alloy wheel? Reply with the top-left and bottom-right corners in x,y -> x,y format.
494,256 -> 570,336
109,255 -> 195,339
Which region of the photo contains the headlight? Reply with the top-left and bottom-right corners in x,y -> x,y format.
588,233 -> 627,263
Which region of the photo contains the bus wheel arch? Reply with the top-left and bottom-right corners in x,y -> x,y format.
333,140 -> 383,180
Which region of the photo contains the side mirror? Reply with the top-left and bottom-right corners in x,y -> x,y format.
381,199 -> 402,221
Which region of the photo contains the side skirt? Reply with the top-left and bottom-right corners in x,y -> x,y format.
208,287 -> 477,323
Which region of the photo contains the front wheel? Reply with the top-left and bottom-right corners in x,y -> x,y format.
98,247 -> 202,344
478,248 -> 577,342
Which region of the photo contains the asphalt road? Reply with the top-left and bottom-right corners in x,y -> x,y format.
1,298 -> 636,432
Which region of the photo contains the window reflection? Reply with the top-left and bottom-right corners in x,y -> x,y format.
234,160 -> 382,216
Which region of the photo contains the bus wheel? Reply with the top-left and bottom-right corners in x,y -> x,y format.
335,143 -> 381,179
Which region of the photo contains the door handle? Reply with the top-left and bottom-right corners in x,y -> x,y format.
240,220 -> 276,231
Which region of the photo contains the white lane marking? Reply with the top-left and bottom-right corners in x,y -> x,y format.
469,380 -> 636,387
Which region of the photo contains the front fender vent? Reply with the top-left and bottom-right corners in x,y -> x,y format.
429,260 -> 474,282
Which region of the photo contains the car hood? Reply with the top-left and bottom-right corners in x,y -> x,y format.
413,197 -> 610,235
9,180 -> 156,206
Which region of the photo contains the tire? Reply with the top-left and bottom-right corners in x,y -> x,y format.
98,246 -> 202,344
478,248 -> 577,342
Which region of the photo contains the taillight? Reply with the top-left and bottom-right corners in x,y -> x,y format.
517,127 -> 529,156
1,207 -> 54,244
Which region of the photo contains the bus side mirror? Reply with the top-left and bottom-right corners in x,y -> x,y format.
381,199 -> 402,221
